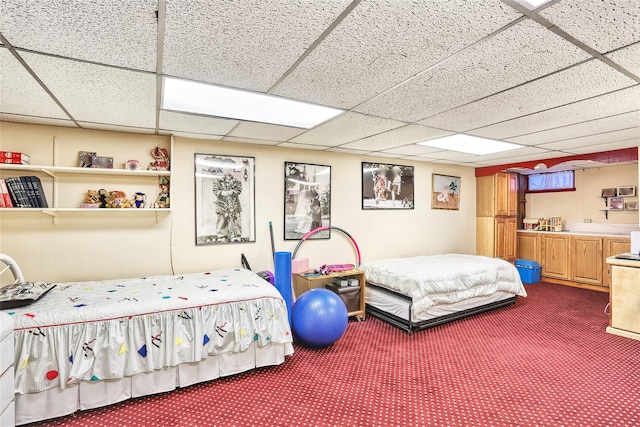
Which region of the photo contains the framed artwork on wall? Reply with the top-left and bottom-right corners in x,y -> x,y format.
617,186 -> 636,197
431,174 -> 461,210
601,188 -> 617,198
194,153 -> 255,245
609,197 -> 624,210
362,162 -> 414,209
284,162 -> 331,240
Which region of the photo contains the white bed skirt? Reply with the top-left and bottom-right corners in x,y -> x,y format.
15,342 -> 293,426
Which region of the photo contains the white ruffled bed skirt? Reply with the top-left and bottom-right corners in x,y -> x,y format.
15,341 -> 293,425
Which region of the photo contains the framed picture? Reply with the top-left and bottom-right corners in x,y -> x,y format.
284,162 -> 331,240
432,174 -> 461,210
91,155 -> 113,169
609,197 -> 624,210
625,201 -> 639,211
362,162 -> 414,209
194,154 -> 255,245
601,188 -> 617,197
617,186 -> 636,197
79,151 -> 96,167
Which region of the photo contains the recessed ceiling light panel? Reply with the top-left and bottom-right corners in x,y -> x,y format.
416,134 -> 523,155
162,77 -> 344,129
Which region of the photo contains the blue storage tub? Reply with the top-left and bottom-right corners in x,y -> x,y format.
515,259 -> 541,283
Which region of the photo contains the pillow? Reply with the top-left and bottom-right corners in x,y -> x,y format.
0,281 -> 56,309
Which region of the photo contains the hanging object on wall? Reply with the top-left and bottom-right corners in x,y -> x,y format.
292,226 -> 361,268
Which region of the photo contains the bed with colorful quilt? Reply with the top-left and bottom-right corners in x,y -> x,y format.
362,254 -> 527,334
1,268 -> 293,425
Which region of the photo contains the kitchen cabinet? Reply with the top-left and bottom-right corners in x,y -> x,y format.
517,232 -> 540,262
569,235 -> 603,286
540,234 -> 569,279
476,172 -> 518,263
603,237 -> 631,287
606,257 -> 640,341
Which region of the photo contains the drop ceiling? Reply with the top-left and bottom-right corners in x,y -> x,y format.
0,0 -> 638,169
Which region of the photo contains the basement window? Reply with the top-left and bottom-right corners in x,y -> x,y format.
527,171 -> 575,193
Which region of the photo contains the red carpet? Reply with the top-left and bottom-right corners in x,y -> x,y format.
28,282 -> 640,426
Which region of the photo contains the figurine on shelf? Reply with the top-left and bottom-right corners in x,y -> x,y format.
98,189 -> 108,208
80,189 -> 100,208
148,146 -> 170,171
106,190 -> 132,208
152,177 -> 170,209
133,192 -> 146,208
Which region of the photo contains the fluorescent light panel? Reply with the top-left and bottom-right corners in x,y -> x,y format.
514,0 -> 553,10
162,77 -> 344,129
417,134 -> 523,155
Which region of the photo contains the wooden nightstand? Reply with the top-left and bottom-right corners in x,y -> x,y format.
292,269 -> 366,320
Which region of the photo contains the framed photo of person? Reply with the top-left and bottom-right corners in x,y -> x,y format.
194,154 -> 255,245
609,197 -> 624,210
362,162 -> 414,210
284,162 -> 331,240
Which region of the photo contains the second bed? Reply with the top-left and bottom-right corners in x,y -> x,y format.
362,254 -> 527,334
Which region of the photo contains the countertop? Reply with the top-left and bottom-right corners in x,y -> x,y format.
518,229 -> 634,237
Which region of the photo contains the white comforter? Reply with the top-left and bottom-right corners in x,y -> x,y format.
362,254 -> 527,318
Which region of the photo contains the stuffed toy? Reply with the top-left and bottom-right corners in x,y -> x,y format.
133,192 -> 146,208
98,189 -> 108,208
106,190 -> 132,208
80,189 -> 101,208
148,146 -> 170,171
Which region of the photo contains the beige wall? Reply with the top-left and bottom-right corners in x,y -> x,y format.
526,162 -> 640,226
0,122 -> 477,283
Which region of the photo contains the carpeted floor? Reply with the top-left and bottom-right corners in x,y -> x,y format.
27,282 -> 640,427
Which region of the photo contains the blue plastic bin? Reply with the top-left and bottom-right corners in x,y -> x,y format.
515,259 -> 541,283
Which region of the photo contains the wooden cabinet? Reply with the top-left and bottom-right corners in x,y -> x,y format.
606,257 -> 640,341
476,172 -> 518,263
476,217 -> 517,263
517,232 -> 540,262
292,269 -> 366,320
540,234 -> 569,279
569,236 -> 603,285
603,237 -> 631,287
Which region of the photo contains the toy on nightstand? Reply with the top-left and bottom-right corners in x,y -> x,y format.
133,192 -> 146,208
148,146 -> 170,171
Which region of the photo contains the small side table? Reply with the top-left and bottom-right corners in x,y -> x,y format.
292,269 -> 366,320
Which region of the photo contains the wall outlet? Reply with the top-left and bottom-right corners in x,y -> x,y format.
584,218 -> 592,223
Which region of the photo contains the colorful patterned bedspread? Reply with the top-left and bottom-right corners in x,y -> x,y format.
1,269 -> 293,394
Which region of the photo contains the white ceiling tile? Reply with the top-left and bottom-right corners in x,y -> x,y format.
537,127 -> 640,151
0,48 -> 69,119
163,131 -> 225,141
339,125 -> 452,151
228,121 -> 305,142
539,0 -> 640,53
21,51 -> 157,128
355,18 -> 591,122
379,145 -> 447,156
0,113 -> 75,128
560,139 -> 640,155
163,0 -> 352,92
290,112 -> 405,146
454,146 -> 551,163
277,142 -> 329,151
325,147 -> 370,155
508,110 -> 640,145
77,122 -> 155,134
0,0 -> 157,71
273,0 -> 521,108
420,60 -> 637,132
159,111 -> 238,135
221,136 -> 283,146
606,43 -> 640,77
472,85 -> 640,140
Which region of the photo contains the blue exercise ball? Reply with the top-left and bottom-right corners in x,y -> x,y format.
292,288 -> 348,348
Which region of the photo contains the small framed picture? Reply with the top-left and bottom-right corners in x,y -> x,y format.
91,156 -> 113,169
625,201 -> 639,211
601,188 -> 617,197
609,197 -> 624,210
617,186 -> 636,197
79,151 -> 96,167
